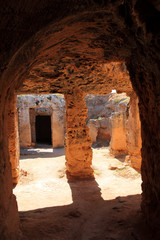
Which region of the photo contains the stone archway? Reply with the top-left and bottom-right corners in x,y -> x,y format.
6,12 -> 133,180
0,1 -> 160,238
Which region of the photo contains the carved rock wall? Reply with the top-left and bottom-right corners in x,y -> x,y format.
51,109 -> 65,148
18,93 -> 129,148
65,88 -> 93,178
7,95 -> 20,184
0,0 -> 159,237
87,93 -> 129,144
18,108 -> 32,147
88,120 -> 99,143
125,92 -> 142,171
110,112 -> 128,156
88,118 -> 111,144
0,91 -> 19,239
17,95 -> 65,148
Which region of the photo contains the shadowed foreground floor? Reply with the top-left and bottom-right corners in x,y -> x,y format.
14,146 -> 153,239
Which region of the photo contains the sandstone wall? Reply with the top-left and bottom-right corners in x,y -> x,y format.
17,95 -> 65,148
0,91 -> 20,239
125,92 -> 142,171
17,92 -> 142,171
86,93 -> 129,121
110,112 -> 128,156
87,93 -> 129,145
0,1 -> 159,237
88,120 -> 99,143
17,93 -> 130,148
29,108 -> 36,143
51,110 -> 64,148
18,108 -> 32,147
65,88 -> 93,178
88,118 -> 111,144
7,95 -> 20,184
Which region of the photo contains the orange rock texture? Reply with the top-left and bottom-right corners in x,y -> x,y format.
0,0 -> 160,238
65,88 -> 93,178
7,95 -> 20,184
110,112 -> 128,156
86,93 -> 129,145
126,92 -> 142,171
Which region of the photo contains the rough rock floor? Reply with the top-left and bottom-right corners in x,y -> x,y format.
14,145 -> 153,240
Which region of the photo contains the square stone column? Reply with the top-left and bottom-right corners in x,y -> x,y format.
125,92 -> 142,171
7,94 -> 20,184
65,88 -> 93,178
110,112 -> 128,156
18,107 -> 31,147
51,110 -> 65,148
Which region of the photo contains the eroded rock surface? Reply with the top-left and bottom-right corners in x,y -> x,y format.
17,94 -> 65,148
7,95 -> 20,184
65,88 -> 93,178
0,0 -> 159,238
86,93 -> 129,144
110,112 -> 128,156
125,92 -> 142,172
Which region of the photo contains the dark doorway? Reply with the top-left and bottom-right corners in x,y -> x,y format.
36,115 -> 52,144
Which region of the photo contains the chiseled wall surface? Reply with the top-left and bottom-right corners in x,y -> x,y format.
17,93 -> 130,147
51,109 -> 65,148
126,92 -> 142,172
86,93 -> 129,144
18,108 -> 32,147
7,95 -> 20,184
17,93 -> 142,173
110,112 -> 128,156
17,94 -> 65,148
0,1 -> 159,238
65,89 -> 93,178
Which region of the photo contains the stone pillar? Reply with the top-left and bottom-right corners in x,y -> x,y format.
29,108 -> 36,144
128,57 -> 160,230
18,107 -> 32,147
110,112 -> 127,156
65,88 -> 93,178
88,120 -> 99,143
125,92 -> 142,171
7,94 -> 20,184
51,110 -> 65,148
0,89 -> 19,239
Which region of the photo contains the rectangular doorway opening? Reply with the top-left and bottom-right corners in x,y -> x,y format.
36,115 -> 52,144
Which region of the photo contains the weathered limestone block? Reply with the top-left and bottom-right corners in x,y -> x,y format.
88,120 -> 100,143
86,93 -> 130,121
65,88 -> 93,178
29,108 -> 36,144
125,92 -> 142,171
97,118 -> 111,142
88,118 -> 111,143
0,91 -> 20,239
17,95 -> 65,148
7,94 -> 20,184
18,108 -> 32,147
110,112 -> 127,156
52,110 -> 65,148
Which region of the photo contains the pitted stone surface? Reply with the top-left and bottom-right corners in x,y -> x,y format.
0,1 -> 160,238
17,94 -> 65,148
65,88 -> 93,178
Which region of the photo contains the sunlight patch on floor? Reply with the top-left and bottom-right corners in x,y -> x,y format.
14,178 -> 73,211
